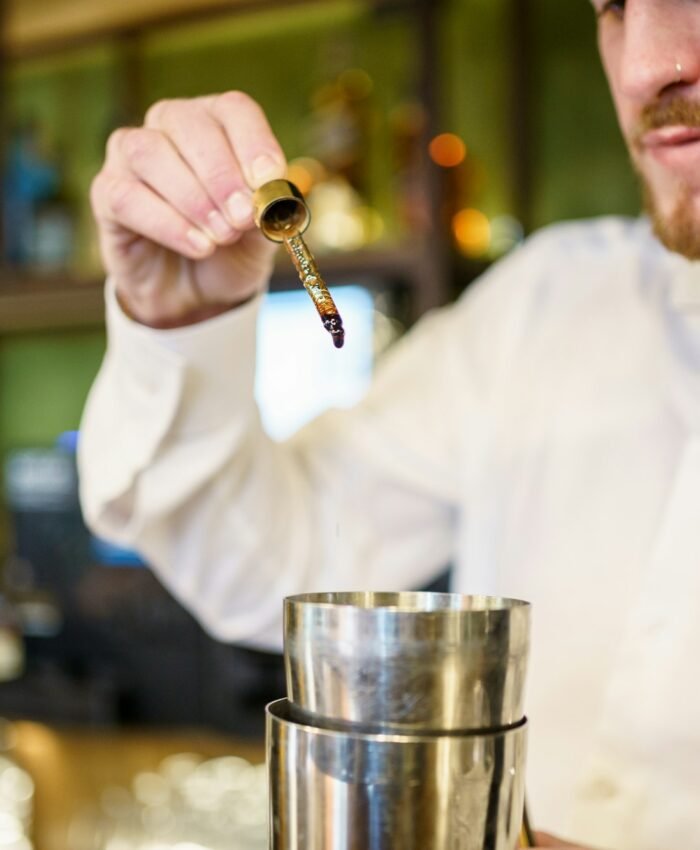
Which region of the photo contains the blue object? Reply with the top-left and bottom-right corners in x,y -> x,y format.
56,430 -> 80,453
56,430 -> 147,568
90,536 -> 147,568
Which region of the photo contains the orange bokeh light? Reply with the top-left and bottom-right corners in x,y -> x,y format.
428,133 -> 467,168
452,208 -> 491,257
286,159 -> 323,196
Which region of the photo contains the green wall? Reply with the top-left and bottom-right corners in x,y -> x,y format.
442,0 -> 640,227
0,330 -> 105,451
444,0 -> 513,218
530,0 -> 639,226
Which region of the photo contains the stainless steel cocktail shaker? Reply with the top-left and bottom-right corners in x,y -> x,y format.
267,591 -> 531,850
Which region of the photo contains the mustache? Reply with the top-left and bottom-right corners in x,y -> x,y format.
633,97 -> 700,147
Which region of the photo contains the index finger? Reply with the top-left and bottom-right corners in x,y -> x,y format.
206,91 -> 287,189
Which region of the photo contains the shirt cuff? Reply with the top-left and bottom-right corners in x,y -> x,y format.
104,278 -> 262,437
79,281 -> 262,511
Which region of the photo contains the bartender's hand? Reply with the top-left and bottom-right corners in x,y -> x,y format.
90,92 -> 287,328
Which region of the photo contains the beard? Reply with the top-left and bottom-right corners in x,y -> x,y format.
643,180 -> 700,260
632,96 -> 700,259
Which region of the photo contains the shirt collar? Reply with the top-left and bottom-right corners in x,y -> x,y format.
646,222 -> 700,312
669,260 -> 700,312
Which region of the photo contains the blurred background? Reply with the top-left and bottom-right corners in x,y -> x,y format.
0,0 -> 639,848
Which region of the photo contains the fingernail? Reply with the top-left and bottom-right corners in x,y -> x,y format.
226,191 -> 254,226
187,228 -> 214,254
207,210 -> 233,240
250,154 -> 282,187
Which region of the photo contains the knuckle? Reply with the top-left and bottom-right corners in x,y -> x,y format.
214,89 -> 260,115
121,128 -> 159,165
184,190 -> 215,224
106,127 -> 130,160
104,175 -> 135,218
145,97 -> 180,126
144,99 -> 168,125
201,163 -> 238,201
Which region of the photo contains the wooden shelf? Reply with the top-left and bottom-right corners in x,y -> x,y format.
5,0 -> 284,58
271,242 -> 424,286
3,0 -> 398,60
0,244 -> 424,332
0,275 -> 105,333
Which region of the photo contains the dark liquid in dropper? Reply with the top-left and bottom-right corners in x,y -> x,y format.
282,231 -> 345,349
323,314 -> 345,349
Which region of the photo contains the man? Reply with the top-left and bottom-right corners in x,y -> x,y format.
79,1 -> 700,846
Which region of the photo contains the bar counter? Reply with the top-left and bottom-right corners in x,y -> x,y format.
11,721 -> 265,850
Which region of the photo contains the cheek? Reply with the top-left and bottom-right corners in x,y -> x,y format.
597,29 -> 628,130
606,72 -> 637,146
615,102 -> 637,144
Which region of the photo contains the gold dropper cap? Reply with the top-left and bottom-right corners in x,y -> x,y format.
253,179 -> 311,242
252,179 -> 344,349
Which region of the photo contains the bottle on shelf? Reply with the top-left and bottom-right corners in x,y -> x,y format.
2,119 -> 74,273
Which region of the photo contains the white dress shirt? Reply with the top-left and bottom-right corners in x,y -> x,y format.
79,216 -> 700,848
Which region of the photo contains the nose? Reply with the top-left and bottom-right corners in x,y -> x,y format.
618,1 -> 700,102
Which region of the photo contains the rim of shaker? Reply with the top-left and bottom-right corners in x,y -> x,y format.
284,591 -> 530,614
266,698 -> 528,744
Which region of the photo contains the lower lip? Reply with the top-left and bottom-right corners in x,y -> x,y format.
646,138 -> 700,169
